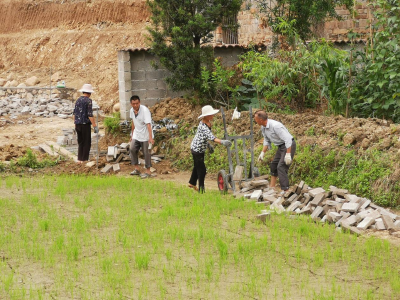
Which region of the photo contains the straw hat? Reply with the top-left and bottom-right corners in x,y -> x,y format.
79,83 -> 95,94
198,105 -> 219,119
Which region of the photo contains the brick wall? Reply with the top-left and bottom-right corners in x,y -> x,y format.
231,0 -> 370,45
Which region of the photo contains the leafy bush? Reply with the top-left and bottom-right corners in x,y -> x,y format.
241,39 -> 349,111
351,0 -> 400,121
104,113 -> 121,134
17,149 -> 58,169
0,161 -> 5,172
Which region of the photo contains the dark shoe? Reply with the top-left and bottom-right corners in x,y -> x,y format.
140,173 -> 151,179
130,169 -> 141,175
188,184 -> 198,191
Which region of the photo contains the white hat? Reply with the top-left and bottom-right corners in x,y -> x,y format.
198,105 -> 219,119
79,84 -> 94,94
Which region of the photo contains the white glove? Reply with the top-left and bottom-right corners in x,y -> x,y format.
284,153 -> 292,165
258,151 -> 265,162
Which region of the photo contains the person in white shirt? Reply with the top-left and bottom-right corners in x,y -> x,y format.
254,110 -> 296,191
129,95 -> 154,179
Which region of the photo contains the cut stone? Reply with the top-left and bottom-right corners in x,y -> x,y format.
310,192 -> 325,206
341,202 -> 361,213
112,163 -> 120,172
250,190 -> 262,200
341,215 -> 357,226
381,215 -> 395,231
360,199 -> 371,210
86,161 -> 96,168
342,223 -> 362,235
101,164 -> 113,173
375,219 -> 386,230
287,201 -> 301,212
308,187 -> 325,197
329,212 -> 342,222
357,217 -> 375,230
311,206 -> 324,220
345,194 -> 361,203
256,213 -> 271,224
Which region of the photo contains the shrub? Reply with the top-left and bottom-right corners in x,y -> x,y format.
17,149 -> 58,169
104,113 -> 121,134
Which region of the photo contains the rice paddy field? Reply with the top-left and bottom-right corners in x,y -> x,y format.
1,175 -> 400,299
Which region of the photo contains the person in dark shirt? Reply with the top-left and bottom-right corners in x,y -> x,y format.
73,84 -> 98,163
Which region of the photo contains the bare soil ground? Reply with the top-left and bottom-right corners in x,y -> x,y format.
0,0 -> 150,111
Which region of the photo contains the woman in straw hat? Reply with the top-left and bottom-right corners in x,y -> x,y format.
73,84 -> 98,163
189,105 -> 232,193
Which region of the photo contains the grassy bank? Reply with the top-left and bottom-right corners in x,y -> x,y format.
1,176 -> 399,299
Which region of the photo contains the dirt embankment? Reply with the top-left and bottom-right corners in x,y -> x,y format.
0,0 -> 150,111
150,98 -> 400,156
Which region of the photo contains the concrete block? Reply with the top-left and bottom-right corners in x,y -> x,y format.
263,195 -> 278,202
381,215 -> 395,231
309,187 -> 325,197
311,206 -> 324,220
345,194 -> 361,203
369,203 -> 381,210
256,212 -> 271,224
112,163 -> 120,172
367,210 -> 382,221
342,215 -> 360,226
342,222 -> 362,235
250,190 -> 262,200
287,201 -> 301,212
332,188 -> 348,196
86,161 -> 96,168
326,200 -> 338,206
394,220 -> 400,228
310,193 -> 325,206
101,164 -> 113,173
377,208 -> 398,220
375,219 -> 386,230
303,193 -> 311,205
360,199 -> 371,210
118,50 -> 130,62
357,217 -> 375,230
287,193 -> 299,203
341,202 -> 361,213
329,212 -> 342,222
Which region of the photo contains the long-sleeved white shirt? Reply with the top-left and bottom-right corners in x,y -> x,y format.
261,119 -> 293,149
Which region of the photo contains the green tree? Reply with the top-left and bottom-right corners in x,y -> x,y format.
250,0 -> 354,42
351,0 -> 400,122
147,0 -> 243,93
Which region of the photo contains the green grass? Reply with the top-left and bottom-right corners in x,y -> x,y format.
0,175 -> 399,299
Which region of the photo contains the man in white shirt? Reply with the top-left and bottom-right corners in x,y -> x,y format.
129,95 -> 154,178
254,110 -> 296,191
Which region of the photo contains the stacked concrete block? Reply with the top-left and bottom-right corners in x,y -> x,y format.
57,128 -> 78,146
104,142 -> 164,165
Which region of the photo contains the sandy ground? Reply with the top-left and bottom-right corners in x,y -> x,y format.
0,115 -> 73,148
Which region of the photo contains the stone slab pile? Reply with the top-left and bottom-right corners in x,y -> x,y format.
0,88 -> 75,118
237,180 -> 400,236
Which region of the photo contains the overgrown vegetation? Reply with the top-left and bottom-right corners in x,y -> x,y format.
103,112 -> 121,134
16,149 -> 58,169
351,0 -> 400,121
1,176 -> 399,299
